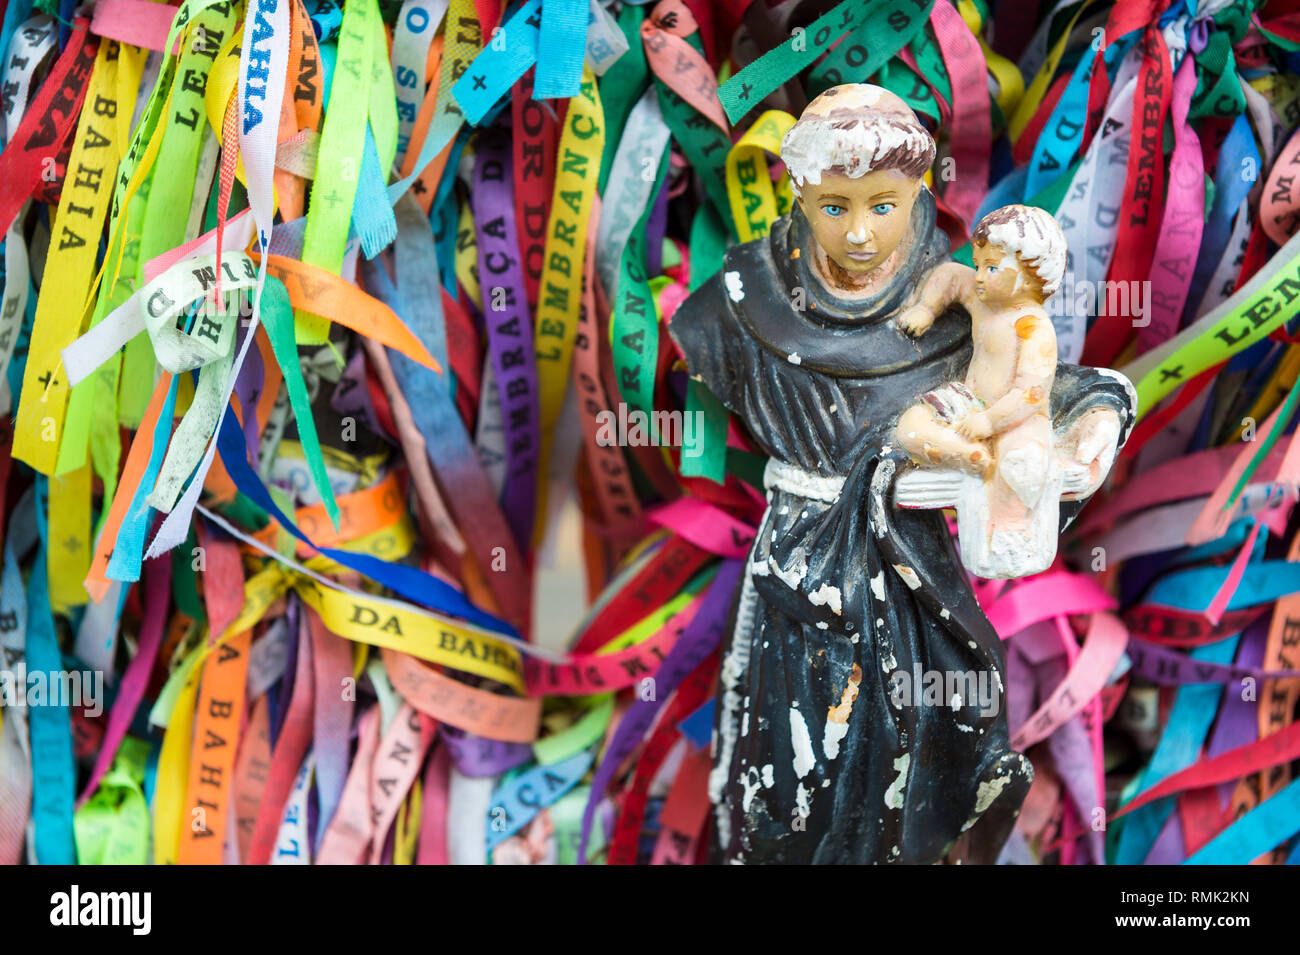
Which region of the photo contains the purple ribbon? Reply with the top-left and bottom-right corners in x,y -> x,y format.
1208,623 -> 1268,805
1189,17 -> 1211,55
1127,636 -> 1300,685
646,175 -> 668,277
439,725 -> 533,777
1143,622 -> 1270,864
472,126 -> 541,550
330,348 -> 386,443
233,319 -> 265,456
577,559 -> 742,864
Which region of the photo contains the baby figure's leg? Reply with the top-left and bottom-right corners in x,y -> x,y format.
988,413 -> 1053,528
897,402 -> 993,476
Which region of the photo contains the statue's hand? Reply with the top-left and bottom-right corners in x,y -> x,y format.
1057,407 -> 1122,499
896,304 -> 935,337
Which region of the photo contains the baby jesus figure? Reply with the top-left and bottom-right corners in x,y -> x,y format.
894,205 -> 1066,578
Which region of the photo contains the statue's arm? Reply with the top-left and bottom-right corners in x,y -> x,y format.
1051,364 -> 1137,514
665,270 -> 746,412
897,262 -> 975,336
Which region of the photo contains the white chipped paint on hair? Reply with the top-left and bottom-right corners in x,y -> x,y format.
869,570 -> 886,602
808,583 -> 842,615
795,781 -> 812,819
790,707 -> 816,779
725,270 -> 745,302
787,352 -> 802,365
892,564 -> 922,589
781,115 -> 931,198
976,206 -> 1067,297
884,752 -> 911,809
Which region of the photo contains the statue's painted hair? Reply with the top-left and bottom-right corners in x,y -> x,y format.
780,109 -> 935,198
971,204 -> 1067,298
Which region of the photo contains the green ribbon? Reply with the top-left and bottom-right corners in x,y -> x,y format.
261,276 -> 340,527
806,0 -> 935,97
597,3 -> 648,194
679,203 -> 729,483
74,735 -> 151,865
719,0 -> 933,123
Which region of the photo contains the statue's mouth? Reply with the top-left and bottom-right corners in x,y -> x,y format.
845,249 -> 876,262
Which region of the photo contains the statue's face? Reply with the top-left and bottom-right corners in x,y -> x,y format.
972,241 -> 1037,305
797,168 -> 922,275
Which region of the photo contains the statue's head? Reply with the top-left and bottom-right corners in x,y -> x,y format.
780,84 -> 934,276
970,204 -> 1067,307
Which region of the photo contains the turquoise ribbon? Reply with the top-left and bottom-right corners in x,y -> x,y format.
106,377 -> 179,582
27,475 -> 77,863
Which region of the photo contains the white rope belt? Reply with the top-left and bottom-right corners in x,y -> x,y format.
762,459 -> 845,504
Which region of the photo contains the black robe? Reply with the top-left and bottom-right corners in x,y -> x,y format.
668,189 -> 1134,865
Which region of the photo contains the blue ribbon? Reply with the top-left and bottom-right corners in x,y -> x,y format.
1186,776 -> 1300,864
213,410 -> 516,636
106,376 -> 179,582
485,747 -> 595,850
27,476 -> 77,863
451,0 -> 544,125
353,125 -> 398,258
1180,113 -> 1256,328
533,0 -> 589,99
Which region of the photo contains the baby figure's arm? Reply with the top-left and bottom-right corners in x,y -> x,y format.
957,312 -> 1057,440
896,262 -> 976,337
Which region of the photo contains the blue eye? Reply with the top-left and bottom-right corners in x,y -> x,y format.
822,204 -> 845,217
872,203 -> 894,215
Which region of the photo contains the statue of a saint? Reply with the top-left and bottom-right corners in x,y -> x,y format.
667,84 -> 1135,864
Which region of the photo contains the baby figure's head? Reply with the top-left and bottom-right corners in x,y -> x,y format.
970,205 -> 1066,308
